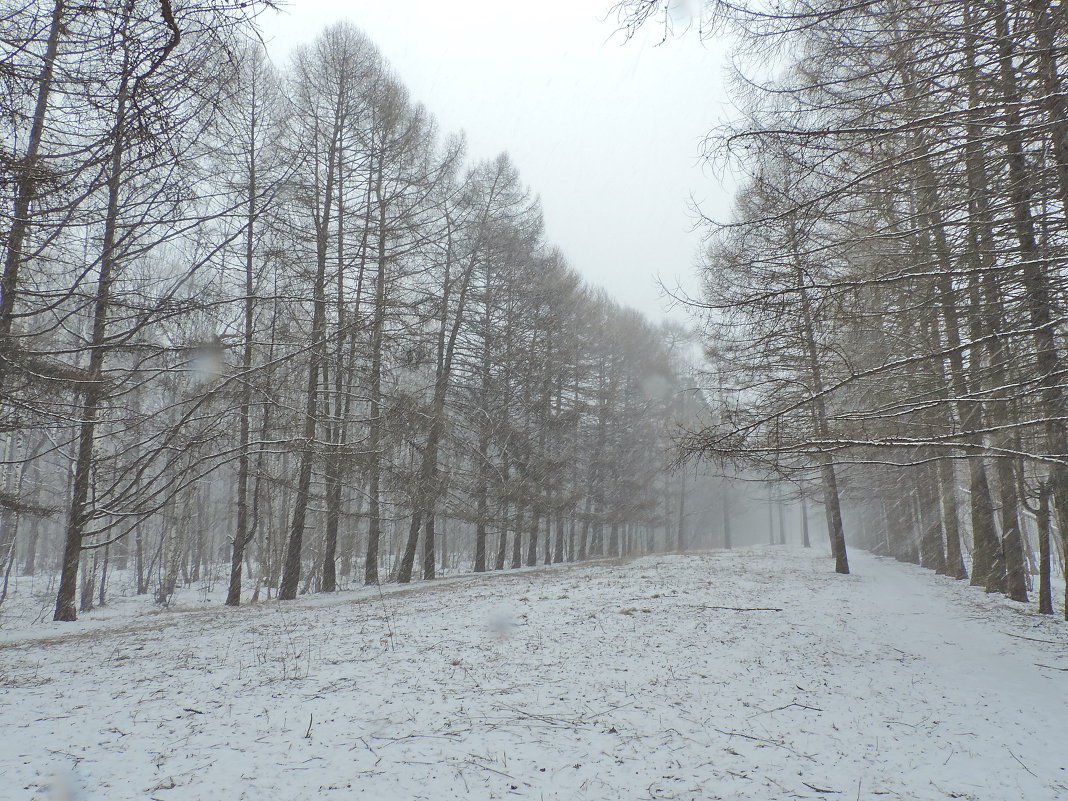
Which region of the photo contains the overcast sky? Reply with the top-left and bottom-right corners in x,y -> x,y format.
258,1 -> 731,324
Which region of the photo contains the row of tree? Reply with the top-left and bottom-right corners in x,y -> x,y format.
616,0 -> 1068,616
0,4 -> 701,620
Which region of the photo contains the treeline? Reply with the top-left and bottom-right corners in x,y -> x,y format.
617,0 -> 1068,616
0,4 -> 700,621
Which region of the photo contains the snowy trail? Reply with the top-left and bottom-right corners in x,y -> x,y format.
2,547 -> 1066,800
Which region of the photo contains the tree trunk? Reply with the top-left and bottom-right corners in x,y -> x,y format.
1036,482 -> 1054,615
511,502 -> 525,569
553,508 -> 564,563
793,226 -> 849,574
938,460 -> 967,580
54,42 -> 132,621
364,168 -> 388,586
677,468 -> 687,552
918,465 -> 946,574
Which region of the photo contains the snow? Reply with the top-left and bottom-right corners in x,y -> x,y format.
2,547 -> 1067,800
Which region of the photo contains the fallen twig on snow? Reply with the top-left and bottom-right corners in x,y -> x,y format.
754,701 -> 824,716
802,780 -> 840,793
713,727 -> 815,761
1008,748 -> 1038,778
1003,631 -> 1062,645
693,605 -> 784,612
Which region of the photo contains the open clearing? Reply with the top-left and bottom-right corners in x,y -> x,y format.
2,546 -> 1066,800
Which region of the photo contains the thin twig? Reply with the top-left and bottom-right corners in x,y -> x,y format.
802,781 -> 840,793
1004,632 -> 1061,645
1008,749 -> 1038,778
693,605 -> 784,612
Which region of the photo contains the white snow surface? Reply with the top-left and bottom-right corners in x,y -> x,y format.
2,546 -> 1067,800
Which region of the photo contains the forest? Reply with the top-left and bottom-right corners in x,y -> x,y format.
0,4 -> 720,623
2,1 -> 1068,800
617,0 -> 1068,617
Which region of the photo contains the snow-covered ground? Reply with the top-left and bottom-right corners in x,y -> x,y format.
2,547 -> 1066,800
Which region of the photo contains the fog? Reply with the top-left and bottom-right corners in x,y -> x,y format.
259,0 -> 731,322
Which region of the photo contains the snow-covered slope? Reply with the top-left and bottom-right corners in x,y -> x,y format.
2,547 -> 1066,800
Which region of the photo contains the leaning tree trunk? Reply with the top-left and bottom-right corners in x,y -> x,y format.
793,235 -> 849,574
0,0 -> 65,394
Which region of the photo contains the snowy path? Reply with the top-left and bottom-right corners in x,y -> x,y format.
2,547 -> 1066,800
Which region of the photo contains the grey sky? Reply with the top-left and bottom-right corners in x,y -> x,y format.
259,0 -> 730,324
